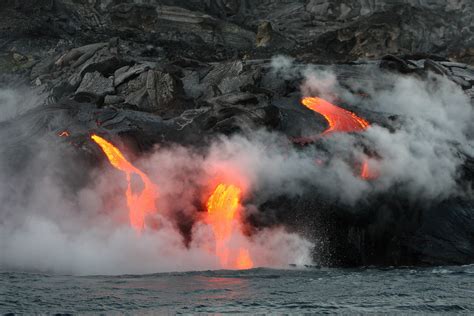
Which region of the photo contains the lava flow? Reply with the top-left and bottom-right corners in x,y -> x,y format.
206,183 -> 253,270
301,97 -> 377,179
301,97 -> 369,134
58,130 -> 70,137
91,135 -> 158,231
361,160 -> 380,180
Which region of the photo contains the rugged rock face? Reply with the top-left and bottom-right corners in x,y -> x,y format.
0,0 -> 473,267
1,0 -> 473,63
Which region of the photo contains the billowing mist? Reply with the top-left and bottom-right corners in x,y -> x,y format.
0,87 -> 40,122
0,56 -> 472,275
272,55 -> 473,204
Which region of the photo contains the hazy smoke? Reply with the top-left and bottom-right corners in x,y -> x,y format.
273,55 -> 474,203
0,88 -> 41,122
0,95 -> 313,275
1,56 -> 473,275
361,74 -> 473,200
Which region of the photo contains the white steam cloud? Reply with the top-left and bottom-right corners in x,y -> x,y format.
0,87 -> 41,122
0,104 -> 314,275
272,55 -> 474,203
0,56 -> 473,275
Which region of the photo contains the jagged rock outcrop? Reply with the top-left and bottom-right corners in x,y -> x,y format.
76,71 -> 114,98
1,0 -> 473,64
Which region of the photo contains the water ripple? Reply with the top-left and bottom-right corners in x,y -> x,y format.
1,266 -> 473,313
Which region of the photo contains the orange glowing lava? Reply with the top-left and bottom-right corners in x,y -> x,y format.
361,160 -> 380,180
58,131 -> 70,137
301,97 -> 378,180
206,183 -> 254,270
91,134 -> 158,231
301,97 -> 369,134
235,248 -> 253,270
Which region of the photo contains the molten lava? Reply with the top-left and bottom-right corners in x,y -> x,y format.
301,97 -> 369,134
361,160 -> 380,180
206,183 -> 253,270
58,130 -> 70,137
91,135 -> 158,231
301,97 -> 377,180
236,248 -> 253,270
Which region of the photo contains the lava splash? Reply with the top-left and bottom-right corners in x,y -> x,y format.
91,134 -> 158,231
206,183 -> 253,270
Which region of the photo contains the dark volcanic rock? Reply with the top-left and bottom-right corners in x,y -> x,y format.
55,43 -> 108,69
76,71 -> 115,98
204,92 -> 279,134
120,68 -> 188,117
114,63 -> 150,87
0,0 -> 474,268
410,200 -> 474,265
1,0 -> 473,63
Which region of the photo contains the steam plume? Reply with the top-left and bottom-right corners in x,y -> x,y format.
0,55 -> 472,274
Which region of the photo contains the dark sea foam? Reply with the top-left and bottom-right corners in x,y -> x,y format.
1,266 -> 474,314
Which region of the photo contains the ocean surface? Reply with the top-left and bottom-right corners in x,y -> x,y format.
1,266 -> 474,314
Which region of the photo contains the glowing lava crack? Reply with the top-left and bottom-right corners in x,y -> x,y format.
91,134 -> 159,231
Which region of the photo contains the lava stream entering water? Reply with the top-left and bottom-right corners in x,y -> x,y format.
206,184 -> 253,270
301,97 -> 377,179
91,135 -> 158,231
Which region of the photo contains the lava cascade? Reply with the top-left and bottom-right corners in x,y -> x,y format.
206,183 -> 254,269
301,97 -> 377,179
91,134 -> 158,231
91,135 -> 252,269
